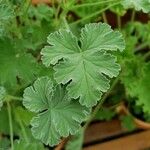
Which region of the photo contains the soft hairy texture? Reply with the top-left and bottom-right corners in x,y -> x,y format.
0,86 -> 6,109
122,0 -> 150,13
23,77 -> 90,146
41,23 -> 125,107
0,38 -> 38,88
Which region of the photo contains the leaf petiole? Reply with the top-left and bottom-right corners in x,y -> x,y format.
71,2 -> 121,25
83,76 -> 120,130
71,0 -> 118,9
7,101 -> 14,150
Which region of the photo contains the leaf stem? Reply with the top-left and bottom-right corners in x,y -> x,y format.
18,118 -> 29,143
71,0 -> 117,9
117,15 -> 121,29
23,0 -> 32,15
144,50 -> 150,60
6,95 -> 23,101
135,42 -> 149,52
131,10 -> 136,23
7,101 -> 14,150
71,2 -> 120,25
63,16 -> 70,31
102,12 -> 108,23
83,76 -> 119,129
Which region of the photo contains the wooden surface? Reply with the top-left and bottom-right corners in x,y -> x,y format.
84,119 -> 125,144
84,130 -> 150,150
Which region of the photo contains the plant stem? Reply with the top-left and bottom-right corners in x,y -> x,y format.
83,76 -> 119,130
6,95 -> 23,101
7,101 -> 14,150
71,2 -> 120,25
135,42 -> 149,52
102,12 -> 108,23
63,17 -> 70,31
71,0 -> 117,9
55,1 -> 61,21
144,50 -> 150,60
117,15 -> 121,29
131,10 -> 136,22
23,0 -> 32,14
18,119 -> 29,143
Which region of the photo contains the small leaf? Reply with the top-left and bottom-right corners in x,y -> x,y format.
120,115 -> 136,131
0,38 -> 39,89
41,23 -> 125,107
122,0 -> 150,13
23,77 -> 90,146
95,107 -> 116,121
14,106 -> 34,126
0,86 -> 6,109
66,129 -> 84,150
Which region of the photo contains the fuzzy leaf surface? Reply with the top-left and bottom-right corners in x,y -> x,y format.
122,0 -> 150,13
0,86 -> 6,109
23,77 -> 90,146
41,23 -> 125,107
0,38 -> 38,89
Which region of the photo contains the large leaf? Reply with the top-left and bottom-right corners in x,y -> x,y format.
122,0 -> 150,13
23,77 -> 90,146
0,38 -> 38,89
41,23 -> 125,107
0,86 -> 6,109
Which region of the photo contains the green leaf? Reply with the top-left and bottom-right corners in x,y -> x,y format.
0,107 -> 20,135
0,137 -> 10,149
110,3 -> 126,16
0,0 -> 14,36
14,106 -> 35,126
14,140 -> 45,150
28,4 -> 54,22
121,58 -> 150,114
122,0 -> 150,13
0,38 -> 38,89
121,57 -> 144,97
136,63 -> 150,113
120,115 -> 136,131
66,129 -> 84,150
95,107 -> 116,121
23,77 -> 90,146
41,23 -> 125,107
0,86 -> 6,109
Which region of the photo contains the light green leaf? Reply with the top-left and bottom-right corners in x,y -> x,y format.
136,63 -> 150,113
23,77 -> 90,146
41,23 -> 125,107
0,86 -> 6,109
110,3 -> 126,16
66,129 -> 84,150
0,38 -> 39,89
14,106 -> 34,126
14,140 -> 45,150
0,0 -> 14,35
122,0 -> 150,13
121,59 -> 150,114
